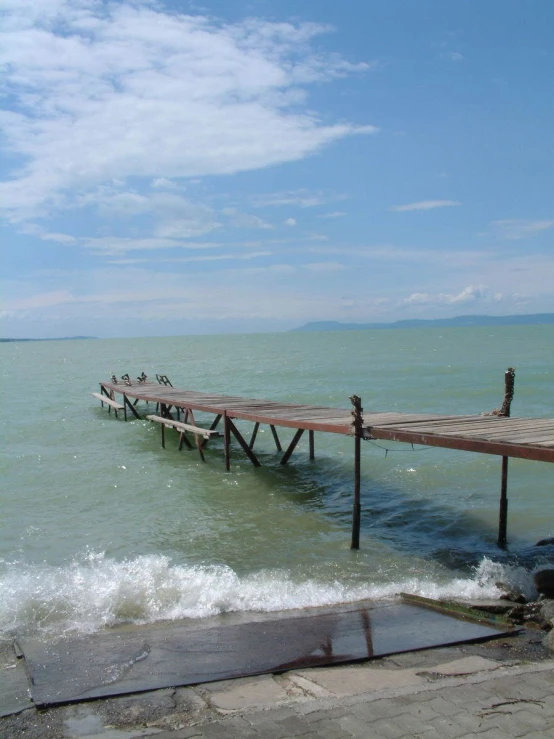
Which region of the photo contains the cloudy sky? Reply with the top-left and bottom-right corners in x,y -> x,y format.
1,0 -> 553,337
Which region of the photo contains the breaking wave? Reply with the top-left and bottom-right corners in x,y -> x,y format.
0,552 -> 535,639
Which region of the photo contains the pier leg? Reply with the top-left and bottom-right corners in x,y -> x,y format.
210,414 -> 222,431
270,424 -> 282,452
123,394 -> 140,420
280,429 -> 304,465
178,432 -> 193,451
249,422 -> 260,450
161,422 -> 165,449
309,430 -> 315,460
351,431 -> 361,549
224,413 -> 231,471
497,456 -> 509,549
350,395 -> 363,550
228,419 -> 261,467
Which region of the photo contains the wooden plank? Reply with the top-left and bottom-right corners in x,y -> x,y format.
367,426 -> 554,463
392,423 -> 554,441
92,393 -> 124,411
145,415 -> 216,439
388,419 -> 554,434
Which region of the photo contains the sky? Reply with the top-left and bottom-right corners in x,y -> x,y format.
1,0 -> 553,338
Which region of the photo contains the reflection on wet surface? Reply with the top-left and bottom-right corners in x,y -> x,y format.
18,600 -> 514,706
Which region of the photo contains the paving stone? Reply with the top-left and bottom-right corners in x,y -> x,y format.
476,728 -> 523,739
292,666 -> 424,697
358,716 -> 406,739
201,675 -> 289,711
416,656 -> 501,678
426,695 -> 459,717
351,699 -> 415,722
300,707 -> 350,723
242,720 -> 294,739
140,730 -> 203,739
513,708 -> 550,731
477,713 -> 533,738
276,714 -> 313,734
248,706 -> 298,724
301,724 -> 345,739
199,718 -> 255,739
427,715 -> 474,739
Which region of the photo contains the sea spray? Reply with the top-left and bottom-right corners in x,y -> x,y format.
0,552 -> 535,640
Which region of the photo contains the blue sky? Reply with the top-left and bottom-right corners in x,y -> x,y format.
1,0 -> 553,337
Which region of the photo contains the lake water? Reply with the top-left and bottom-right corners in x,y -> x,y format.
1,326 -> 553,641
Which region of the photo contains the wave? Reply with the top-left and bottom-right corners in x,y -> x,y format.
0,552 -> 535,640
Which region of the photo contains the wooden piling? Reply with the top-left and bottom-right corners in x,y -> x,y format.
309,430 -> 315,460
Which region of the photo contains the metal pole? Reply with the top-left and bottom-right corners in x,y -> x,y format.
224,412 -> 231,471
497,368 -> 515,549
498,455 -> 509,548
350,395 -> 363,550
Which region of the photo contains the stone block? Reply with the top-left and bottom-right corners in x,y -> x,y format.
291,665 -> 424,697
201,675 -> 289,712
416,656 -> 501,678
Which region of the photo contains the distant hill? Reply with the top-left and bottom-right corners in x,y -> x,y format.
0,336 -> 97,342
292,313 -> 554,332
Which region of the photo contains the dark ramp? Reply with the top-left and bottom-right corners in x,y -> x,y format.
19,600 -> 514,707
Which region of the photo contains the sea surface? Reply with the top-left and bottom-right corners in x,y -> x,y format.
1,326 -> 553,641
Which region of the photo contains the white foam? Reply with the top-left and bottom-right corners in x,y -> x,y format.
0,552 -> 535,639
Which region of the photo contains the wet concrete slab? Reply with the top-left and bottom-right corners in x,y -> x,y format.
0,641 -> 34,718
17,600 -> 515,708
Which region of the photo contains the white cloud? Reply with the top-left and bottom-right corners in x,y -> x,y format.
304,262 -> 345,272
389,200 -> 461,212
403,285 -> 502,307
80,237 -> 224,255
284,218 -> 297,227
151,178 -> 180,189
0,1 -> 374,222
319,211 -> 347,218
254,190 -> 348,208
490,219 -> 554,240
107,251 -> 271,265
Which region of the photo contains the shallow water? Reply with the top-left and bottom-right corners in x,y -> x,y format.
1,326 -> 553,638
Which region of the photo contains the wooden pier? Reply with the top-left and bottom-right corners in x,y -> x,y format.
94,372 -> 554,550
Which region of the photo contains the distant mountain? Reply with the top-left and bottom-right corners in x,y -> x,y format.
292,313 -> 554,332
0,336 -> 97,342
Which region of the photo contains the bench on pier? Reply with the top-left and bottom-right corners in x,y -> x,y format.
92,392 -> 126,420
146,414 -> 221,461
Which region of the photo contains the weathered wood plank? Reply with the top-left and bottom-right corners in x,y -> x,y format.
145,415 -> 217,439
92,393 -> 124,411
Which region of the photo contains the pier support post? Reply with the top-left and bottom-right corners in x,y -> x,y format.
270,425 -> 282,452
280,429 -> 304,465
497,368 -> 515,549
309,430 -> 315,460
350,395 -> 363,550
498,455 -> 509,549
249,422 -> 260,450
223,412 -> 231,471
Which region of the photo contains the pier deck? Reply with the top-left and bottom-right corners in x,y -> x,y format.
99,380 -> 554,464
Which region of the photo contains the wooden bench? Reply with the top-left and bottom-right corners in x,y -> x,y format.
92,392 -> 126,420
146,414 -> 221,461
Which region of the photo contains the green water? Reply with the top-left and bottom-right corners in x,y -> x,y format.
1,326 -> 553,638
